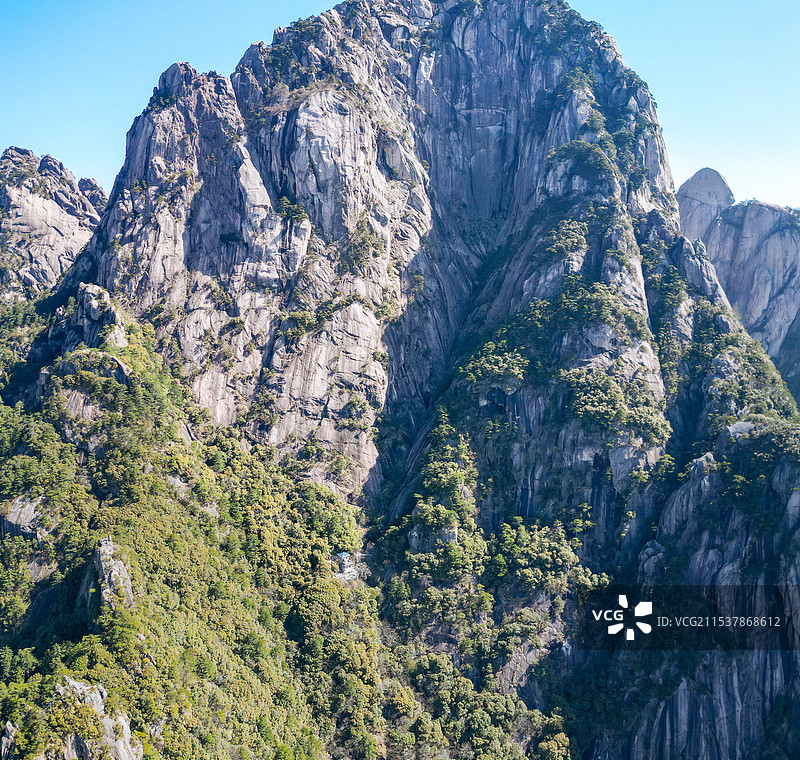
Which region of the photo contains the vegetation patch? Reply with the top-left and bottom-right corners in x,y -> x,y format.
459,274 -> 650,388
278,196 -> 309,223
340,218 -> 385,274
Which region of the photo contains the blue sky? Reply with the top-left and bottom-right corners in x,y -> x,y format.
1,0 -> 797,207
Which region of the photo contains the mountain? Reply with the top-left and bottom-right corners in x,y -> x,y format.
63,0 -> 677,500
0,147 -> 106,299
678,168 -> 800,398
1,1 -> 800,758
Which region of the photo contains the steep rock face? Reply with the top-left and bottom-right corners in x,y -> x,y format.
676,166 -> 735,241
588,421 -> 800,759
68,0 -> 674,499
678,169 -> 800,396
0,147 -> 106,297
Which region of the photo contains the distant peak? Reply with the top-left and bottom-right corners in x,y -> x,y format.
157,62 -> 199,94
677,167 -> 735,209
2,146 -> 37,163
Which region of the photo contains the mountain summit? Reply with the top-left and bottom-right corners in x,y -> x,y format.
66,0 -> 676,498
0,147 -> 105,298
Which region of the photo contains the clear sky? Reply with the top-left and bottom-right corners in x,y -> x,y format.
1,0 -> 797,207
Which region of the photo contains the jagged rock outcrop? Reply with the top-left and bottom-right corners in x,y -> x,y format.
49,678 -> 143,760
9,280 -> 130,409
0,147 -> 106,297
49,282 -> 128,353
76,537 -> 135,614
0,722 -> 15,760
0,680 -> 142,760
678,168 -> 800,397
94,537 -> 135,609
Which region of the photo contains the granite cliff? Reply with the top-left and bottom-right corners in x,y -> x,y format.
62,0 -> 678,503
1,1 -> 799,758
678,168 -> 800,397
0,147 -> 106,299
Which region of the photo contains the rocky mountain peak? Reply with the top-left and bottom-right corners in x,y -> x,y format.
0,147 -> 106,218
0,146 -> 107,296
678,167 -> 800,398
63,0 -> 680,496
676,166 -> 735,241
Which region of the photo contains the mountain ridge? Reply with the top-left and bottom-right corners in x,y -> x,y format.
678,167 -> 800,398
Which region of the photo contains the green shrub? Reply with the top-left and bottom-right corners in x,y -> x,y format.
289,481 -> 359,553
278,197 -> 309,223
545,220 -> 588,259
341,218 -> 384,273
